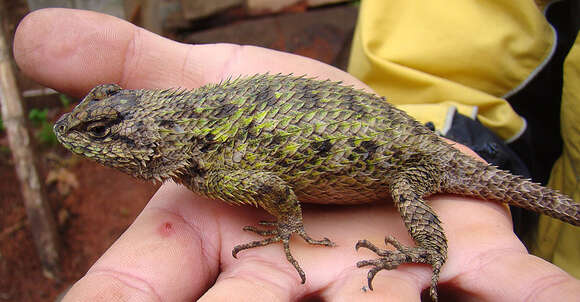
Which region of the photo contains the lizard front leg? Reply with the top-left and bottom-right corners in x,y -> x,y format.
203,169 -> 335,283
356,173 -> 448,301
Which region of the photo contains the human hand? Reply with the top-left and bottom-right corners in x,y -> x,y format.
14,8 -> 580,301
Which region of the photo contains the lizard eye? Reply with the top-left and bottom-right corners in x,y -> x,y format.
87,122 -> 110,139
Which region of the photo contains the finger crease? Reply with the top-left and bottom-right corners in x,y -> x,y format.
180,46 -> 193,87
90,268 -> 162,302
119,27 -> 143,87
217,44 -> 245,81
523,273 -> 573,301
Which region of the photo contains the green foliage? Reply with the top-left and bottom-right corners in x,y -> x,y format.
28,108 -> 49,126
59,94 -> 71,107
0,115 -> 4,132
28,108 -> 57,146
38,120 -> 58,145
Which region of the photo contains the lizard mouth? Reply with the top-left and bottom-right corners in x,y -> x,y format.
53,113 -> 73,147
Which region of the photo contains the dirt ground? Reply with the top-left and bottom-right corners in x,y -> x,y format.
0,2 -> 159,300
0,3 -> 357,301
0,151 -> 158,301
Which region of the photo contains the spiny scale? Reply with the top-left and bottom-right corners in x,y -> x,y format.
54,74 -> 580,301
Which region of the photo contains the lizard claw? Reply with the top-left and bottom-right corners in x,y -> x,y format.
355,236 -> 443,300
232,220 -> 335,284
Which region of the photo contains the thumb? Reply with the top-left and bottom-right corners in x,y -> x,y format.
14,8 -> 367,96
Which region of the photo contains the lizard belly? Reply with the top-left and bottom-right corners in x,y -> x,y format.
292,173 -> 392,205
295,185 -> 390,205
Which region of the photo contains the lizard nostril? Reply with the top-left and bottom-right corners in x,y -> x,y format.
54,123 -> 66,134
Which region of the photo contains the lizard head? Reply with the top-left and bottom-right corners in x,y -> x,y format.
54,84 -> 190,182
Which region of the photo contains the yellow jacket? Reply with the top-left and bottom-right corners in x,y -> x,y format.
348,0 -> 580,277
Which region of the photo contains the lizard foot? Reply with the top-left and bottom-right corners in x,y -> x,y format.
356,236 -> 443,301
232,220 -> 335,283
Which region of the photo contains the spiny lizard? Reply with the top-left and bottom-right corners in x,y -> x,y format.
54,74 -> 580,301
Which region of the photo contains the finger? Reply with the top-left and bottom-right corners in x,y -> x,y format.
322,269 -> 423,302
198,273 -> 295,302
14,8 -> 369,97
447,251 -> 580,301
440,137 -> 486,162
63,183 -> 221,301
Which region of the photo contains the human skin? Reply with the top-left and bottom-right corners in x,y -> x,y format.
14,8 -> 580,302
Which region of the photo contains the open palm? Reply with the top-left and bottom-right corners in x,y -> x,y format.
14,8 -> 579,301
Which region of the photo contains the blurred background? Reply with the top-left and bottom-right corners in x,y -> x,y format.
0,1 -> 360,300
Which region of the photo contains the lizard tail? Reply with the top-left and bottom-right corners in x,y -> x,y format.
443,154 -> 580,226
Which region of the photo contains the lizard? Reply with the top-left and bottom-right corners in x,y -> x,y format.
53,73 -> 580,301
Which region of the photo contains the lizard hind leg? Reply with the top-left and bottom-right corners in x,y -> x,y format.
355,176 -> 447,301
206,170 -> 335,283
